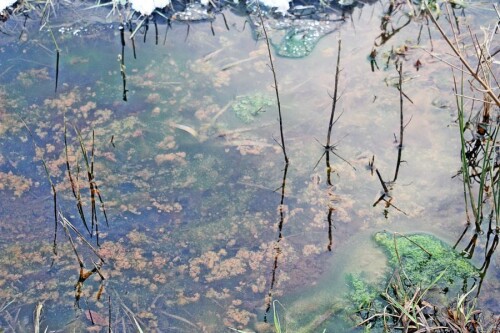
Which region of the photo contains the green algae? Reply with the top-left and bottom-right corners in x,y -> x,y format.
373,231 -> 479,287
275,27 -> 320,58
280,232 -> 480,332
346,273 -> 380,312
231,94 -> 274,123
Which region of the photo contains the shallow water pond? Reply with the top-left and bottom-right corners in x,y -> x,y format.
0,0 -> 498,331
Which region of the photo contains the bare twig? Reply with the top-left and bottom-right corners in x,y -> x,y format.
256,4 -> 288,164
393,63 -> 404,182
326,38 -> 342,148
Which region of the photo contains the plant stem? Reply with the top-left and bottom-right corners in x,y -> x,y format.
428,3 -> 500,107
256,5 -> 288,164
326,38 -> 342,148
393,62 -> 404,182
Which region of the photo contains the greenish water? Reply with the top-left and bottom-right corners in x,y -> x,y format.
0,1 -> 498,331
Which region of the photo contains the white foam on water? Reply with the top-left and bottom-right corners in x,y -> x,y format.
0,0 -> 17,12
259,0 -> 290,14
130,0 -> 171,15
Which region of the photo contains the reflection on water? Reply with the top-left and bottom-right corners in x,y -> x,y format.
0,0 -> 499,331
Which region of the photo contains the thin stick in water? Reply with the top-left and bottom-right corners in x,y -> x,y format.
64,118 -> 89,233
55,50 -> 59,93
256,5 -> 288,163
220,12 -> 230,30
393,63 -> 404,182
326,38 -> 342,148
119,23 -> 128,101
185,23 -> 190,42
48,28 -> 60,93
128,20 -> 137,59
154,19 -> 158,45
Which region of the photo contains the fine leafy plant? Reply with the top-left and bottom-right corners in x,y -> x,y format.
425,1 -> 500,232
373,232 -> 479,286
352,232 -> 496,332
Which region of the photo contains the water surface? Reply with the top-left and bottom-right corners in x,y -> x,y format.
0,1 -> 498,331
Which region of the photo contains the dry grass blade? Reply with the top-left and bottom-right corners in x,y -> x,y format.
393,232 -> 433,257
60,211 -> 105,305
64,119 -> 89,234
427,2 -> 500,107
160,311 -> 200,330
59,213 -> 104,262
357,262 -> 452,331
74,126 -> 96,232
383,292 -> 419,326
74,126 -> 109,242
33,301 -> 44,333
112,290 -> 148,332
34,0 -> 56,30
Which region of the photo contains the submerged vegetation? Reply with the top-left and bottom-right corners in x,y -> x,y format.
269,231 -> 494,332
354,232 -> 485,331
373,232 -> 479,287
0,0 -> 499,331
231,94 -> 274,124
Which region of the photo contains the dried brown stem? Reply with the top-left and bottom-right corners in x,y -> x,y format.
427,4 -> 500,107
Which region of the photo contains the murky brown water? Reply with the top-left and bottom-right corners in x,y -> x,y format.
0,1 -> 498,331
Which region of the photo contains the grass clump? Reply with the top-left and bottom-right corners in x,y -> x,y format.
350,232 -> 496,332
